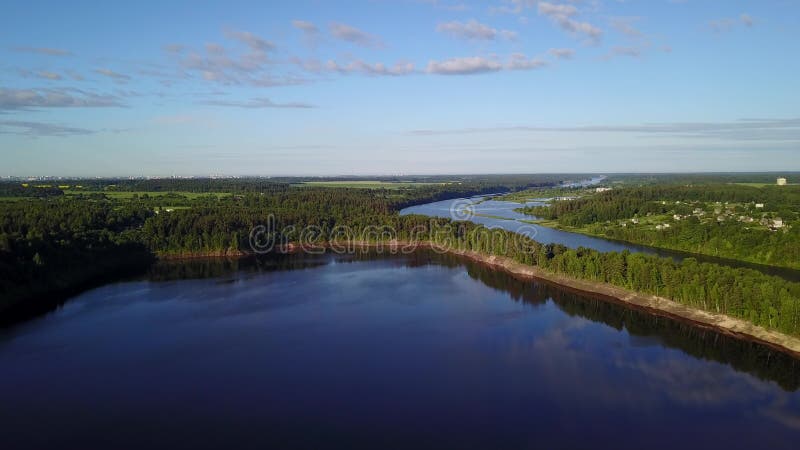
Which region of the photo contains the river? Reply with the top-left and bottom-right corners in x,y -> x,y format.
400,185 -> 800,282
1,251 -> 799,449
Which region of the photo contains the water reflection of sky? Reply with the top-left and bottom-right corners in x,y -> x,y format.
401,196 -> 668,254
1,254 -> 799,449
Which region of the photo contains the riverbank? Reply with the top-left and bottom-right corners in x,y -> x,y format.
403,196 -> 800,282
218,240 -> 800,358
157,240 -> 800,357
5,240 -> 800,358
443,245 -> 800,358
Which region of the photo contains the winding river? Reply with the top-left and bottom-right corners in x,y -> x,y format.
400,181 -> 800,282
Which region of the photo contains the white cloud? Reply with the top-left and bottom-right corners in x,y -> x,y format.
559,19 -> 603,41
94,68 -> 131,82
329,22 -> 384,48
0,120 -> 94,136
506,53 -> 547,70
292,20 -> 319,35
292,20 -> 321,48
224,29 -> 275,52
549,48 -> 575,59
325,59 -> 415,76
426,56 -> 503,75
12,47 -> 72,56
537,2 -> 577,18
165,29 -> 303,87
17,69 -> 64,81
537,2 -> 603,43
163,44 -> 185,54
491,0 -> 537,15
710,14 -> 755,33
419,0 -> 470,12
605,46 -> 642,59
201,97 -> 314,109
436,19 -> 517,40
611,17 -> 643,38
0,87 -> 123,111
427,54 -> 547,75
292,57 -> 414,76
37,71 -> 62,80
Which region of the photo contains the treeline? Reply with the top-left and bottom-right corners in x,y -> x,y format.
0,183 -> 63,198
45,195 -> 800,336
0,183 -> 525,310
3,184 -> 800,340
413,220 -> 800,337
444,249 -> 800,391
0,174 -> 567,196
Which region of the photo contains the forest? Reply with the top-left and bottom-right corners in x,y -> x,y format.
2,177 -> 800,339
0,176 -> 561,313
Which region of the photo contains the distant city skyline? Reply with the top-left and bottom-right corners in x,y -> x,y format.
2,0 -> 799,176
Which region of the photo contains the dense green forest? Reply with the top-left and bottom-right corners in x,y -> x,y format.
0,176 -> 563,313
521,184 -> 800,269
2,177 -> 800,340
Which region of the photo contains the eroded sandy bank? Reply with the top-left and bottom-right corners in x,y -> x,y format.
159,241 -> 800,358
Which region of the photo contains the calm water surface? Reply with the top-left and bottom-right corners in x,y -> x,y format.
400,196 -> 800,281
1,251 -> 799,449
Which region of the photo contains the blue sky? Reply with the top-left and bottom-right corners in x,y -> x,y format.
1,0 -> 799,176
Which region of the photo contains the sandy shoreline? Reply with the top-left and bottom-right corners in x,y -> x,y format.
159,241 -> 800,358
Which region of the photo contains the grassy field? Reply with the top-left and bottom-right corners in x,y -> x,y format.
294,181 -> 443,189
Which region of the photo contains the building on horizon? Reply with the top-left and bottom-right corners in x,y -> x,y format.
777,177 -> 787,186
